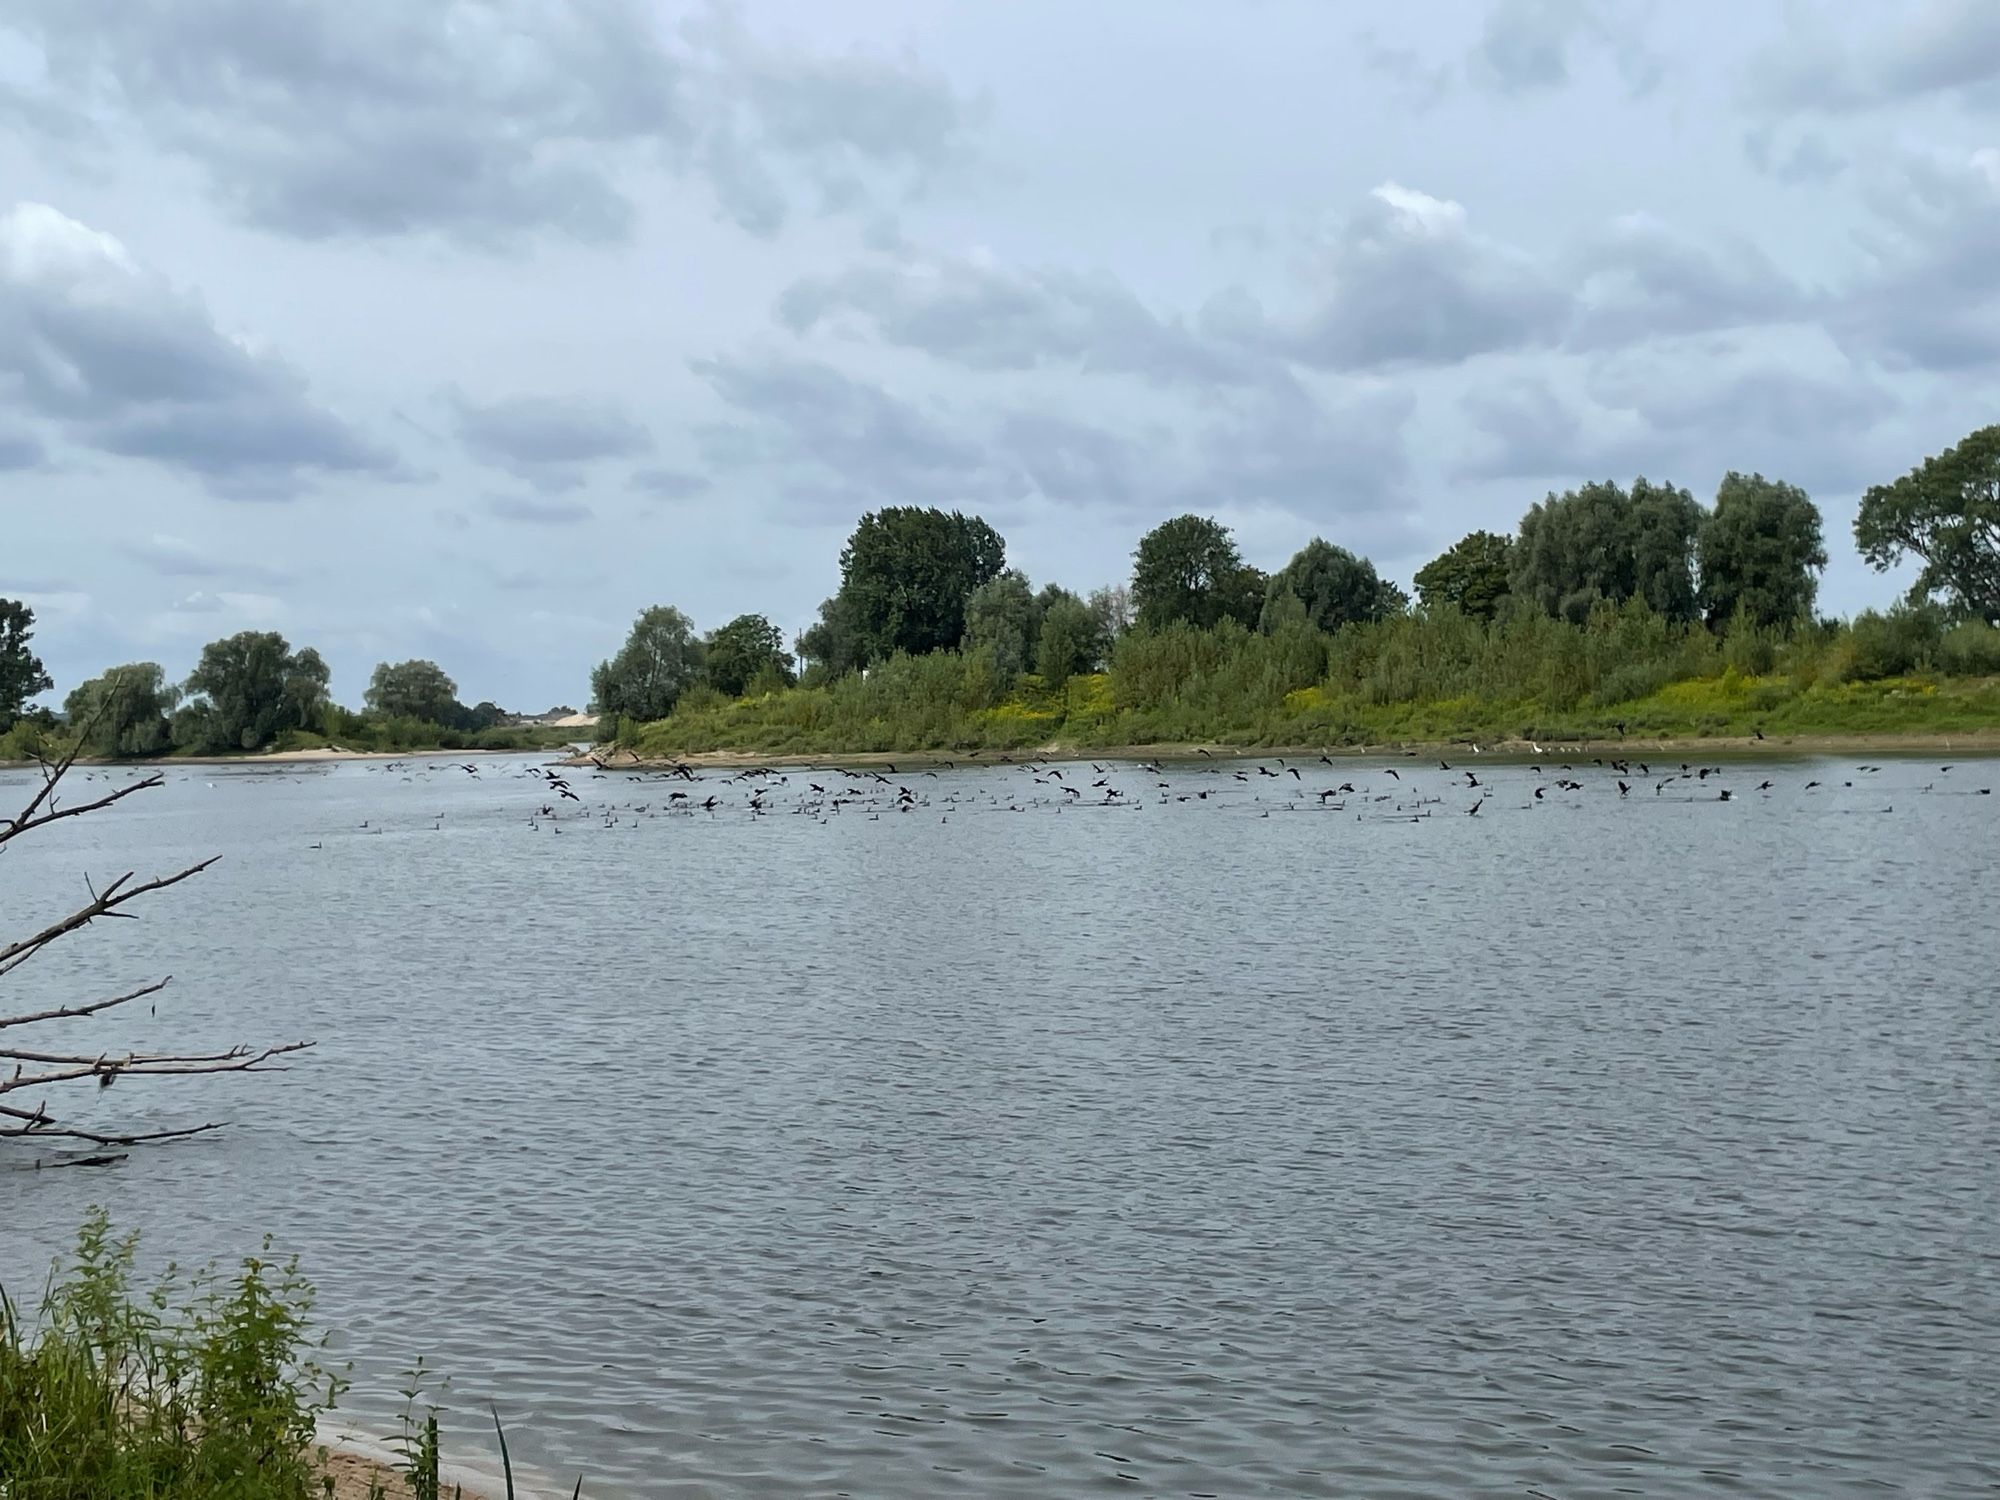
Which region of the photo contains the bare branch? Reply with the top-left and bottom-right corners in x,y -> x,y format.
0,1041 -> 314,1097
2,745 -> 313,1152
0,774 -> 165,848
0,978 -> 172,1031
0,859 -> 219,978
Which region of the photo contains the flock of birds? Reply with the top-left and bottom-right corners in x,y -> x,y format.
293,746 -> 1996,839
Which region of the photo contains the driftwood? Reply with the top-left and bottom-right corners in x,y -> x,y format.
1,732 -> 311,1151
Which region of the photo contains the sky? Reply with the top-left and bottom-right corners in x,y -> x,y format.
2,1 -> 1996,711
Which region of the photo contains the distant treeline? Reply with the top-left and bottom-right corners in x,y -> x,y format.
0,624 -> 577,761
589,424 -> 2000,753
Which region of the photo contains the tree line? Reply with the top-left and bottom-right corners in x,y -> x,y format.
586,424 -> 2000,732
0,623 -> 572,759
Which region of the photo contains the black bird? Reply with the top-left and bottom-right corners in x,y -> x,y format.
1385,768 -> 1399,780
1618,781 -> 1630,796
1719,789 -> 1733,801
1533,786 -> 1545,800
1319,754 -> 1333,765
1464,772 -> 1480,787
1805,780 -> 1821,789
1467,798 -> 1484,816
1752,728 -> 1765,741
1440,760 -> 1451,770
1757,780 -> 1773,791
1197,748 -> 1212,758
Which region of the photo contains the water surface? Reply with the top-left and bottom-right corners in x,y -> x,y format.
2,751 -> 1995,1497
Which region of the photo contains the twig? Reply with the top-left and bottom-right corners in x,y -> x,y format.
0,978 -> 172,1031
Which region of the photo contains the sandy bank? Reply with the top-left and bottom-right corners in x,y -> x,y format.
318,1423 -> 553,1500
571,728 -> 2000,772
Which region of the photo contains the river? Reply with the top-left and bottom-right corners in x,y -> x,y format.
2,750 -> 1995,1497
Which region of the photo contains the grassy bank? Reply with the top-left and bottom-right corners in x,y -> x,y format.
0,1211 -> 541,1500
623,606 -> 2000,759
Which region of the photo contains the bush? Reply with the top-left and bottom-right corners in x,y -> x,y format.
0,1209 -> 336,1499
1938,620 -> 2000,676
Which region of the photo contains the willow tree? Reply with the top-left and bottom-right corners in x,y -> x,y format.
2,739 -> 309,1158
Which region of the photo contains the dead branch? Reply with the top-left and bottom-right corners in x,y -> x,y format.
0,860 -> 219,978
1,750 -> 312,1156
0,977 -> 171,1031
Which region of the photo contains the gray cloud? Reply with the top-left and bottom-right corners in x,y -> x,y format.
629,467 -> 713,500
1829,149 -> 2000,370
778,255 -> 1265,386
118,533 -> 297,584
1179,379 -> 1415,527
0,201 -> 397,496
483,494 -> 595,526
1,0 -> 981,247
1568,215 -> 1807,348
1456,348 -> 1901,497
1470,0 -> 1661,98
0,421 -> 47,470
454,393 -> 651,490
695,351 -> 1009,510
1745,1 -> 2000,114
691,7 -> 983,235
1263,184 -> 1571,369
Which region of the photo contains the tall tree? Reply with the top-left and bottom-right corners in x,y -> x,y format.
1414,531 -> 1514,621
1036,595 -> 1106,689
1087,584 -> 1134,643
591,606 -> 704,723
1698,472 -> 1827,628
1628,477 -> 1704,624
364,659 -> 461,724
704,613 -> 795,697
63,663 -> 178,757
181,632 -> 330,752
1512,477 -> 1701,624
962,570 -> 1041,680
1260,539 -> 1401,634
833,508 -> 1007,663
1131,515 -> 1261,631
796,595 -> 866,681
1854,424 -> 2000,623
0,598 -> 53,729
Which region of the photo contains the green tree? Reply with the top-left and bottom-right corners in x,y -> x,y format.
182,632 -> 331,751
1855,424 -> 2000,623
1628,477 -> 1704,623
591,606 -> 704,723
1698,472 -> 1827,628
63,663 -> 179,757
797,594 -> 866,683
1512,477 -> 1701,624
1036,594 -> 1106,689
833,507 -> 1008,663
962,570 -> 1040,680
0,598 -> 53,729
363,659 -> 461,724
1414,531 -> 1514,621
1132,515 -> 1262,631
1259,538 -> 1401,634
1087,584 -> 1133,643
462,700 -> 506,731
704,613 -> 795,697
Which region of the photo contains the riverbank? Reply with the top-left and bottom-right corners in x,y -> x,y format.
577,725 -> 2000,771
0,744 -> 572,771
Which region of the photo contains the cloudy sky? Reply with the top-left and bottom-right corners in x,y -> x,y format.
2,1 -> 1995,709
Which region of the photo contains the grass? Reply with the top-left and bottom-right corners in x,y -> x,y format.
0,1211 -> 565,1500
